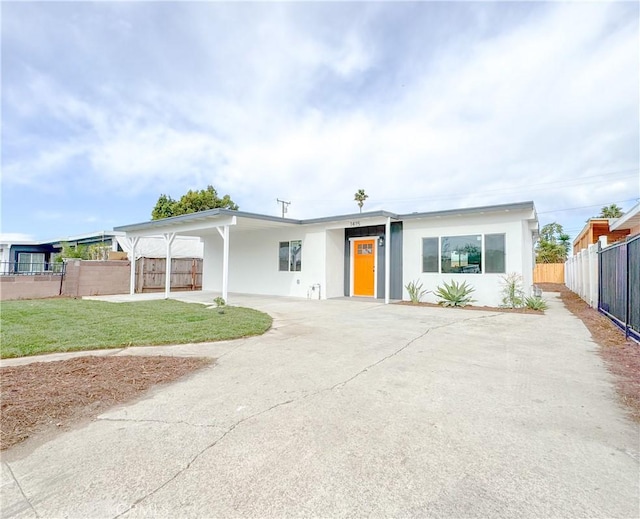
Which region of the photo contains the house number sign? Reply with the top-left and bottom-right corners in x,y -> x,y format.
349,221 -> 361,227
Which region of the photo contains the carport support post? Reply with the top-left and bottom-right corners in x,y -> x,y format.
216,225 -> 230,303
222,225 -> 229,302
385,217 -> 391,304
128,237 -> 140,295
163,232 -> 176,299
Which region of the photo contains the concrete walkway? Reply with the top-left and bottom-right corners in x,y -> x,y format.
1,293 -> 638,518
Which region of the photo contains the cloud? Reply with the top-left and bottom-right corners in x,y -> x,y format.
1,1 -> 637,233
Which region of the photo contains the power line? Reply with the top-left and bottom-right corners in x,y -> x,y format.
298,168 -> 638,204
537,198 -> 638,214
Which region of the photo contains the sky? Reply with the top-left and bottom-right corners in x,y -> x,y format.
2,1 -> 639,244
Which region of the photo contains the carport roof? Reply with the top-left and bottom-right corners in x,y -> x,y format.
114,201 -> 536,234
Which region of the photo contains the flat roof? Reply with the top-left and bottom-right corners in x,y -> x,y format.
115,201 -> 536,233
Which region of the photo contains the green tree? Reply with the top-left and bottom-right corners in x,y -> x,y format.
354,189 -> 368,213
536,222 -> 571,263
59,243 -> 90,260
151,185 -> 238,220
598,203 -> 624,218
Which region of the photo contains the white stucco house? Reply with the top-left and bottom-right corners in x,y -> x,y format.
114,201 -> 539,307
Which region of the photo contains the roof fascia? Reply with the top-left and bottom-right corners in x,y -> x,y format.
610,202 -> 640,231
399,201 -> 536,220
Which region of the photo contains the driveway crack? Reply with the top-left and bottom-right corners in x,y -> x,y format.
329,313 -> 501,391
112,312 -> 501,518
113,399 -> 293,518
3,461 -> 39,518
330,327 -> 434,390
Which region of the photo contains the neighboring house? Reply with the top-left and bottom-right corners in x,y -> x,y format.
0,231 -> 204,275
0,240 -> 57,274
0,231 -> 124,274
572,219 -> 631,255
572,203 -> 640,255
115,201 -> 539,307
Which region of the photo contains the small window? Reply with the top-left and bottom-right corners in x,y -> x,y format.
485,234 -> 506,273
279,240 -> 302,272
441,235 -> 482,274
422,238 -> 438,273
357,243 -> 373,255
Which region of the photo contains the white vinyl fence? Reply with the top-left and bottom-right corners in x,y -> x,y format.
565,243 -> 599,308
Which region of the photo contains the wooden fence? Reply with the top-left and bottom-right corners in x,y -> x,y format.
533,263 -> 565,284
136,257 -> 202,293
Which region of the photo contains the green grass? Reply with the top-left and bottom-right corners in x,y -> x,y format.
0,299 -> 272,359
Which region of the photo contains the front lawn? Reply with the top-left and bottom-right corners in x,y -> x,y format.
0,299 -> 272,358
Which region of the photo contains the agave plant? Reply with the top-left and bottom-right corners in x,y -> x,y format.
405,280 -> 429,304
435,280 -> 476,307
524,296 -> 548,311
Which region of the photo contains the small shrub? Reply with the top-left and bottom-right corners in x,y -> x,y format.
214,297 -> 226,314
435,280 -> 476,307
500,273 -> 525,309
405,280 -> 429,304
525,296 -> 548,311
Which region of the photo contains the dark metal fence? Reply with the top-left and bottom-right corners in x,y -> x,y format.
598,234 -> 639,341
0,262 -> 65,276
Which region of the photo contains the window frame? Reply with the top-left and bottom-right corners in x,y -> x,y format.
278,240 -> 302,272
17,252 -> 45,273
421,237 -> 439,273
420,233 -> 506,274
484,233 -> 506,274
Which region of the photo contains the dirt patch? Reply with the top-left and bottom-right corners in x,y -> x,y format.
1,356 -> 212,450
396,301 -> 542,314
539,283 -> 640,422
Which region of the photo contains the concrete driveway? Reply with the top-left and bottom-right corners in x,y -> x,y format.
2,293 -> 638,518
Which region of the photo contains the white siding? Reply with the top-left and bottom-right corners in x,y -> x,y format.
203,227 -> 328,299
325,229 -> 345,298
402,212 -> 534,307
202,235 -> 223,291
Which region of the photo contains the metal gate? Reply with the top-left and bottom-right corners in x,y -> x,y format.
598,235 -> 639,341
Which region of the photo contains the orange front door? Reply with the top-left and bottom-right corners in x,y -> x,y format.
353,239 -> 375,296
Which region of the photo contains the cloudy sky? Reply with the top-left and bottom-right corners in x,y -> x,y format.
2,1 -> 638,243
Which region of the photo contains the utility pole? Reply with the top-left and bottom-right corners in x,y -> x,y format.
277,199 -> 291,218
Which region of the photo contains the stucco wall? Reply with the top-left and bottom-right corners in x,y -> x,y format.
203,227 -> 328,299
325,229 -> 345,298
401,212 -> 534,307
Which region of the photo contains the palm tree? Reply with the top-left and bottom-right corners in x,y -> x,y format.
599,204 -> 624,218
354,189 -> 368,213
